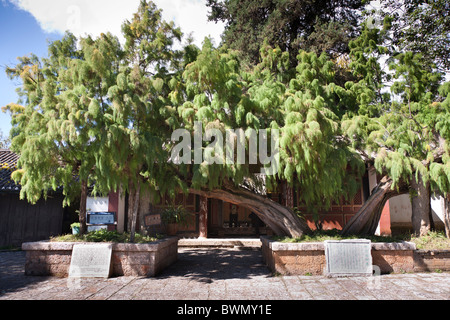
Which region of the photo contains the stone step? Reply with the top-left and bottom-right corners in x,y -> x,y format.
178,238 -> 262,249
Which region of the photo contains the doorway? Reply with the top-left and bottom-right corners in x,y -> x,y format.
207,198 -> 273,238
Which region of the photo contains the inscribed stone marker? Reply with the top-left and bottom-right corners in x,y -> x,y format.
144,214 -> 161,227
324,239 -> 372,277
69,244 -> 113,278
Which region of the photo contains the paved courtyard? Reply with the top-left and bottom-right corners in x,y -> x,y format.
0,248 -> 449,301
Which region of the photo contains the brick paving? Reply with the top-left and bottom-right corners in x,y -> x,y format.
0,248 -> 449,301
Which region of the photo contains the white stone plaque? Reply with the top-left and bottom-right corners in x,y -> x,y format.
324,239 -> 373,277
69,244 -> 113,278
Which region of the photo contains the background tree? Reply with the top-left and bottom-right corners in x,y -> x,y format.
206,0 -> 364,68
374,0 -> 450,74
0,129 -> 10,149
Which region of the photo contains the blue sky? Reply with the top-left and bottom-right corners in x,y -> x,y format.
0,4 -> 61,136
0,0 -> 224,141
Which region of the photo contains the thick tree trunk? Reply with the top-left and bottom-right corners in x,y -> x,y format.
444,195 -> 450,239
411,172 -> 431,236
79,179 -> 88,235
341,176 -> 408,236
189,185 -> 312,238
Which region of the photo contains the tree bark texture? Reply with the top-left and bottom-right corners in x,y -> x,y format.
444,194 -> 450,239
411,172 -> 431,236
189,185 -> 311,238
341,176 -> 409,236
79,179 -> 88,235
198,196 -> 208,238
127,182 -> 135,233
129,179 -> 140,243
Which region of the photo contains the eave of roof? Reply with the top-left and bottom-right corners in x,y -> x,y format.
0,149 -> 19,167
0,149 -> 20,192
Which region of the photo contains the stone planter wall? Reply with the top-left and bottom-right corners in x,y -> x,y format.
261,240 -> 326,276
413,250 -> 450,272
22,237 -> 178,277
261,236 -> 417,275
370,242 -> 417,274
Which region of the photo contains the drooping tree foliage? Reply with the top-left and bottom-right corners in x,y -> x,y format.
4,32 -> 124,234
3,1 -> 450,239
3,1 -> 183,239
103,1 -> 184,242
341,17 -> 450,236
169,38 -> 367,236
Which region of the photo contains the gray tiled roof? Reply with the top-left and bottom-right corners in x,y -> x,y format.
0,149 -> 20,192
0,149 -> 19,167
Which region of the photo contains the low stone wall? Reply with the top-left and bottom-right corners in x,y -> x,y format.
261,236 -> 417,275
371,242 -> 417,274
261,240 -> 326,275
414,250 -> 450,272
22,237 -> 178,277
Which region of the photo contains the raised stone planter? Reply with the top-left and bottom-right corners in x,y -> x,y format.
261,236 -> 417,275
22,237 -> 178,277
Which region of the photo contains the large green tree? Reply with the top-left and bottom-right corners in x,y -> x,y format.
3,1 -> 185,240
341,18 -> 450,236
166,38 -> 366,237
4,32 -> 123,235
104,0 -> 184,242
5,1 -> 449,240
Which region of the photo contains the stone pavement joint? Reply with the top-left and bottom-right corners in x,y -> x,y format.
0,249 -> 449,300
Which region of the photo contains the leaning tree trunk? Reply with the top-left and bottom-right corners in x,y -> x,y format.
189,185 -> 311,238
341,176 -> 408,236
411,172 -> 431,236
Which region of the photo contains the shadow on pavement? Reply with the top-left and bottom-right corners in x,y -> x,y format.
0,251 -> 56,297
157,248 -> 272,283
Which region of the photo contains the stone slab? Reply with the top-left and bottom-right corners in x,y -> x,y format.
144,214 -> 161,227
371,241 -> 416,250
69,243 -> 113,278
178,238 -> 262,248
260,237 -> 416,252
324,239 -> 373,277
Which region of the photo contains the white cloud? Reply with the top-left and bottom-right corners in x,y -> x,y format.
8,0 -> 224,47
155,0 -> 225,47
